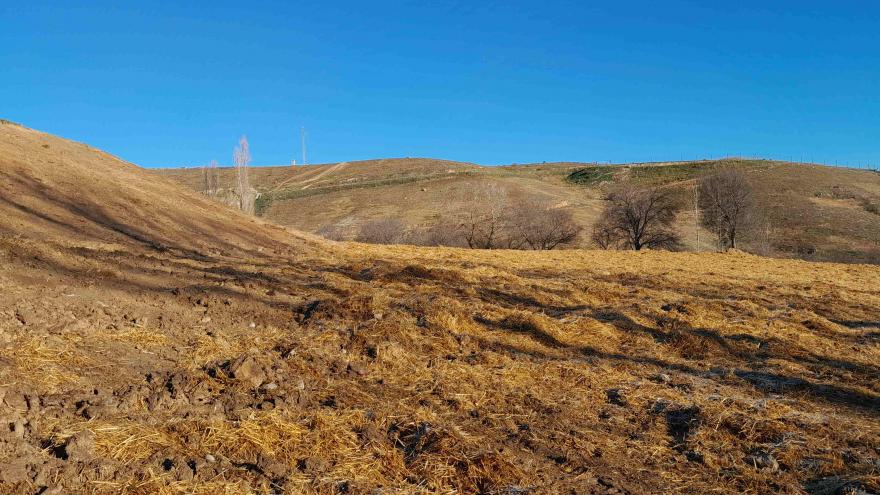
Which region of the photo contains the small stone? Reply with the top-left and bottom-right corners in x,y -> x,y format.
372,312 -> 384,320
200,316 -> 211,323
248,322 -> 256,328
263,382 -> 278,391
205,454 -> 216,463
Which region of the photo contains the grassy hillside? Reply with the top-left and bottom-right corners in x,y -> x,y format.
3,122 -> 878,494
158,157 -> 880,263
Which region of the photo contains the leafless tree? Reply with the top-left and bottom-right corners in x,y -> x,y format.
233,136 -> 254,214
355,218 -> 407,244
408,220 -> 466,247
209,159 -> 220,195
201,165 -> 211,195
459,184 -> 510,249
591,216 -> 622,249
591,184 -> 682,251
509,200 -> 581,250
201,159 -> 220,196
316,223 -> 346,241
698,169 -> 754,251
753,218 -> 775,256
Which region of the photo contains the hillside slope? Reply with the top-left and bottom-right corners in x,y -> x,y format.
1,123 -> 879,494
0,122 -> 314,258
158,158 -> 880,263
567,160 -> 880,263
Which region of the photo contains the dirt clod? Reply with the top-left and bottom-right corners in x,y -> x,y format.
63,430 -> 95,461
229,356 -> 267,388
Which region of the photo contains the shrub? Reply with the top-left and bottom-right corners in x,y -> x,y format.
355,218 -> 407,244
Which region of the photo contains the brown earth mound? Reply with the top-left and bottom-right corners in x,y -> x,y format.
1,121 -> 879,494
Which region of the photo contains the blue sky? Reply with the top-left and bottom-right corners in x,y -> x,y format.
2,1 -> 878,168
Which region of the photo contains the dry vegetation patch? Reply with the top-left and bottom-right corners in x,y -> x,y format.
1,123 -> 879,494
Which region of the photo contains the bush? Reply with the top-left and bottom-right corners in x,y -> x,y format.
408,222 -> 466,247
508,200 -> 581,250
355,218 -> 407,245
316,223 -> 346,241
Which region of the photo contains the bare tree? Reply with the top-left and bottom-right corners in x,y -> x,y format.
459,184 -> 510,249
591,184 -> 682,251
316,223 -> 346,241
408,220 -> 466,247
698,169 -> 754,251
201,164 -> 211,195
209,159 -> 220,195
355,218 -> 407,244
590,216 -> 622,249
233,136 -> 254,214
201,159 -> 220,196
509,200 -> 581,250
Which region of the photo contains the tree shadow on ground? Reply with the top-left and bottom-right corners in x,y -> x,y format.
472,305 -> 880,417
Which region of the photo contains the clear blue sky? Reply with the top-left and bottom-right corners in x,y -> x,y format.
3,1 -> 878,168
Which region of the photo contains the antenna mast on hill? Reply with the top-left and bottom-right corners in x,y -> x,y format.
301,126 -> 307,165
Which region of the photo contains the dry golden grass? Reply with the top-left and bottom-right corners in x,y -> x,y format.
0,122 -> 878,494
158,151 -> 880,263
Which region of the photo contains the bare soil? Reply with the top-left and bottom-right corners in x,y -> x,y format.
2,122 -> 879,494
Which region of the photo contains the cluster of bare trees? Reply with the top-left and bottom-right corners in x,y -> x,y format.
592,168 -> 755,252
341,185 -> 581,250
294,160 -> 762,256
355,218 -> 408,244
201,160 -> 220,196
197,138 -> 760,255
455,186 -> 581,249
199,136 -> 256,214
335,169 -> 758,253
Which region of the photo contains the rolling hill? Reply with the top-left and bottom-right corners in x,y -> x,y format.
157,158 -> 880,263
2,121 -> 879,494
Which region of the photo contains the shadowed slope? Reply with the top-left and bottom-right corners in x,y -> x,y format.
0,121 -> 313,257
